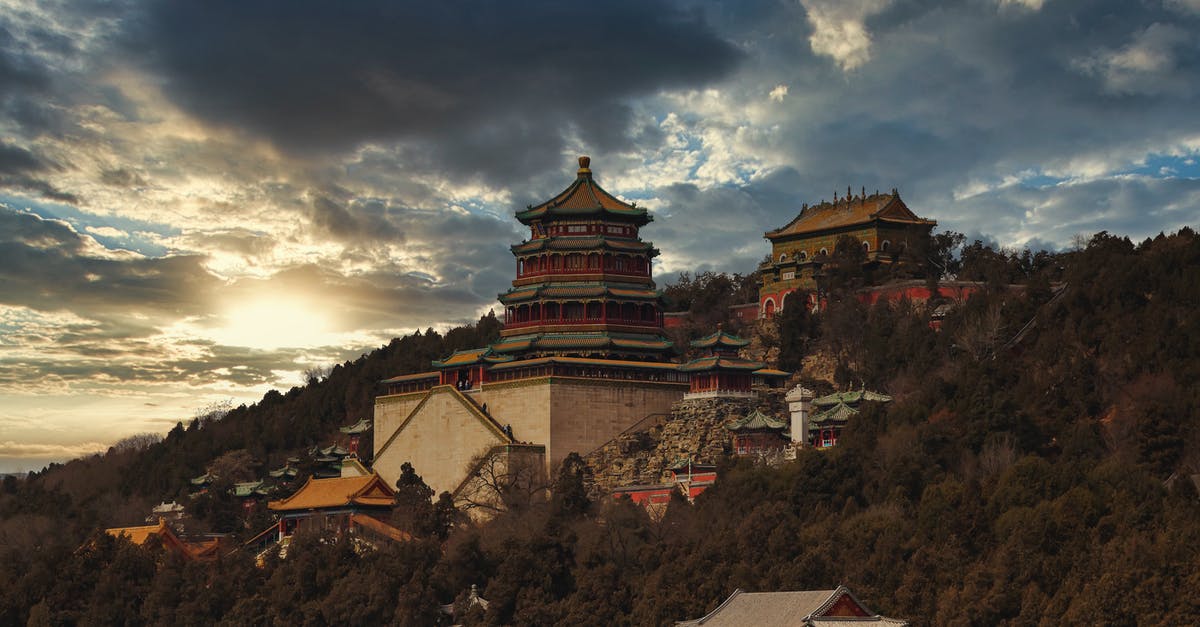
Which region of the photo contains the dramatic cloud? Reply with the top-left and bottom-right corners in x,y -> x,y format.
0,0 -> 1198,470
123,0 -> 742,181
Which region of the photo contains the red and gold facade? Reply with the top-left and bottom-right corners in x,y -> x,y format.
496,156 -> 673,360
758,189 -> 936,317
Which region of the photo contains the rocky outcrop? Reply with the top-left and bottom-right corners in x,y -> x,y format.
583,389 -> 788,498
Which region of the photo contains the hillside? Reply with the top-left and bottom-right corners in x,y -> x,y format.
2,228 -> 1200,625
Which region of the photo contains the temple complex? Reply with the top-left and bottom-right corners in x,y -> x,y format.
759,188 -> 936,316
726,409 -> 789,456
373,157 -> 790,498
267,473 -> 399,540
374,158 -> 706,497
681,328 -> 786,400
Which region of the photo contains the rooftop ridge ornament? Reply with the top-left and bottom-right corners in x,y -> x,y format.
577,155 -> 592,178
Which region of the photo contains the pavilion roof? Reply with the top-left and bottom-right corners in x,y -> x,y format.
690,328 -> 751,349
813,390 -> 892,407
516,157 -> 650,226
511,236 -> 657,255
106,518 -> 173,546
725,410 -> 788,432
753,368 -> 791,377
231,481 -> 266,498
339,418 -> 372,434
489,333 -> 674,354
486,355 -> 683,372
268,473 -> 396,512
432,347 -> 514,369
680,355 -> 765,372
105,518 -> 221,561
676,586 -> 907,626
810,402 -> 859,426
765,190 -> 934,241
380,371 -> 438,385
268,464 -> 298,479
499,283 -> 660,304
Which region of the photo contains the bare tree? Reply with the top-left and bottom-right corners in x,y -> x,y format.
194,399 -> 234,425
454,445 -> 548,517
980,433 -> 1019,479
954,303 -> 1004,361
303,364 -> 333,385
109,432 -> 163,454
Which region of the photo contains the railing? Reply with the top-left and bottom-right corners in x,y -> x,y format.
682,389 -> 758,400
516,268 -> 649,280
502,318 -> 661,330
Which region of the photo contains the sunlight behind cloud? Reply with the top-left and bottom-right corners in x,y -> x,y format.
210,297 -> 332,350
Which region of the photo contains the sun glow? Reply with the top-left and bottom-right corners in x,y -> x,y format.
210,297 -> 332,350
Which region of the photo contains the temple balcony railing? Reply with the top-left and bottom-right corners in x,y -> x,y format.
515,268 -> 650,280
682,389 -> 758,400
501,317 -> 662,330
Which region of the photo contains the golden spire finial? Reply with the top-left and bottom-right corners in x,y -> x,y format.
577,156 -> 592,178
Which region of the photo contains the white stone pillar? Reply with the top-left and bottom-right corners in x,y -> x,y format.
785,385 -> 814,446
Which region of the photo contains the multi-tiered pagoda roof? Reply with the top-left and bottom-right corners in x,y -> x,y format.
497,156 -> 672,360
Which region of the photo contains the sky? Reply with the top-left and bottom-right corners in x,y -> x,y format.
1,0 -> 1199,472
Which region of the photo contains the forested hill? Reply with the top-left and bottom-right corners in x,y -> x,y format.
3,228 -> 1200,625
0,312 -> 503,535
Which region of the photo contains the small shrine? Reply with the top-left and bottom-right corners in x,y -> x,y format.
666,459 -> 716,500
681,328 -> 788,399
677,585 -> 908,625
726,409 -> 789,456
339,417 -> 373,455
797,389 -> 893,449
267,472 -> 397,540
105,518 -> 221,562
759,187 -> 936,318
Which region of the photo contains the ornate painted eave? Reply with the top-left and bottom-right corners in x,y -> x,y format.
690,328 -> 752,349
511,236 -> 657,256
432,347 -> 515,369
492,332 -> 675,353
813,389 -> 893,407
680,355 -> 765,372
515,157 -> 651,226
339,418 -> 373,434
726,409 -> 788,432
810,401 -> 859,426
765,190 -> 936,241
498,283 -> 661,304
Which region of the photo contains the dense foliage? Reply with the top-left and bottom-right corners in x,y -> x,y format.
3,229 -> 1200,625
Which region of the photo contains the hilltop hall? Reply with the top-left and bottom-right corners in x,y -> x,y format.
373,157 -> 785,496
758,188 -> 937,316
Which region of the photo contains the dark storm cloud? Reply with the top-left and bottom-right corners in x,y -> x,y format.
124,0 -> 741,181
307,193 -> 404,243
652,181 -> 784,273
0,142 -> 78,202
0,207 -> 217,316
675,0 -> 1200,249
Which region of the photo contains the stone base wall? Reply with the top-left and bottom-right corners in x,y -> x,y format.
583,389 -> 788,498
374,376 -> 688,498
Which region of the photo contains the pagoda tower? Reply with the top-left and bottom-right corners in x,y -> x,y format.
493,156 -> 673,360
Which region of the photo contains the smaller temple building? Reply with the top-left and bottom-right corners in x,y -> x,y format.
726,409 -> 789,456
759,188 -> 936,317
267,473 -> 397,540
811,390 -> 893,449
676,586 -> 908,626
681,328 -> 788,400
105,518 -> 222,562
